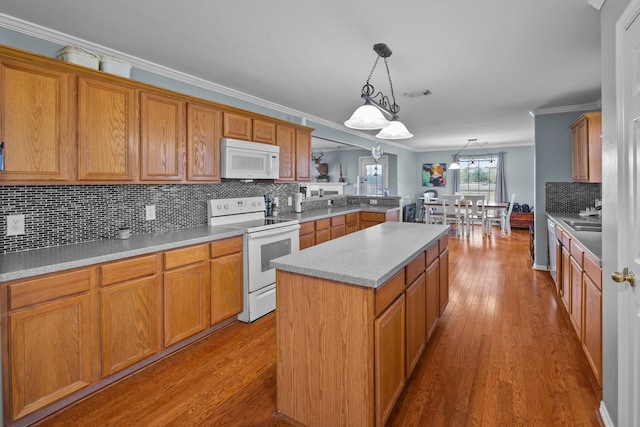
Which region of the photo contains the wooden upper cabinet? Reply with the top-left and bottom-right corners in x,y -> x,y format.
0,57 -> 72,182
140,91 -> 186,181
187,103 -> 222,182
253,119 -> 276,144
223,112 -> 252,140
296,129 -> 311,182
570,112 -> 601,183
276,124 -> 296,182
77,77 -> 137,181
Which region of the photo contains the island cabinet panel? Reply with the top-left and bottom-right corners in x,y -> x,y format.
163,244 -> 210,347
0,57 -> 72,182
210,236 -> 243,324
439,247 -> 450,315
375,294 -> 406,427
425,258 -> 440,340
99,255 -> 162,376
5,268 -> 95,421
186,103 -> 222,182
77,76 -> 137,181
277,272 -> 376,426
139,91 -> 185,181
405,272 -> 426,377
222,112 -> 252,140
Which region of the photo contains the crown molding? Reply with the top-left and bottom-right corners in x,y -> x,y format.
587,0 -> 606,10
529,100 -> 602,116
0,13 -> 380,144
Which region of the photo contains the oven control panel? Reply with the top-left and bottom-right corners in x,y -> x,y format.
208,197 -> 265,217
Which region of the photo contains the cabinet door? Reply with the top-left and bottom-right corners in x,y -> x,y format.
0,58 -> 71,182
222,112 -> 252,140
345,213 -> 359,234
569,256 -> 583,338
9,294 -> 92,420
561,246 -> 571,311
571,118 -> 589,182
375,294 -> 406,427
295,129 -> 312,181
405,272 -> 426,377
299,232 -> 315,249
556,239 -> 564,296
164,262 -> 210,346
77,77 -> 137,181
253,119 -> 276,144
210,252 -> 243,324
276,124 -> 296,182
140,91 -> 185,181
100,275 -> 162,375
583,273 -> 602,385
439,247 -> 449,316
315,229 -> 331,245
187,103 -> 222,181
426,259 -> 439,339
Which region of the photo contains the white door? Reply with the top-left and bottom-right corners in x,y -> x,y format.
359,155 -> 388,196
616,3 -> 640,425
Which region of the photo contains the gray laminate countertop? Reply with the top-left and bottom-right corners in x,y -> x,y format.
271,222 -> 449,288
0,226 -> 245,282
277,205 -> 400,223
547,212 -> 602,262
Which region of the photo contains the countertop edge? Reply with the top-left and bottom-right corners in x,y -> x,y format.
546,212 -> 602,264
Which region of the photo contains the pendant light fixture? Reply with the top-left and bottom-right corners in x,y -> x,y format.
344,43 -> 413,139
449,139 -> 498,169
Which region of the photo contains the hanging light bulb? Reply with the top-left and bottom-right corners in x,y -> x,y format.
487,157 -> 497,168
468,159 -> 478,169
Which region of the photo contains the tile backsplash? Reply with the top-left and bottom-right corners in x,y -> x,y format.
545,182 -> 601,213
0,182 -> 298,254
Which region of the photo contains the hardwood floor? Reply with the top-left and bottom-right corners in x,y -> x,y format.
36,227 -> 601,426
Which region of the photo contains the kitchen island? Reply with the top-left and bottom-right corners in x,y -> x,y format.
271,222 -> 449,427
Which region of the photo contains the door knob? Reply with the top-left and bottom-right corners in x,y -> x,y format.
611,267 -> 635,286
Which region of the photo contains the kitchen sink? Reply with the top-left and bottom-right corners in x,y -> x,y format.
562,219 -> 602,232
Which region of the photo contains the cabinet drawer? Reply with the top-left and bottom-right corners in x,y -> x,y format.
375,269 -> 405,317
164,244 -> 208,270
584,253 -> 602,290
315,218 -> 331,230
426,243 -> 439,266
8,268 -> 92,310
405,252 -> 426,285
331,215 -> 345,226
438,235 -> 449,253
360,212 -> 385,223
570,240 -> 584,267
210,236 -> 243,258
100,254 -> 158,286
346,213 -> 358,224
299,221 -> 315,235
561,229 -> 571,247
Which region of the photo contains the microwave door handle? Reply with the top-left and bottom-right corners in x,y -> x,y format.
269,154 -> 275,175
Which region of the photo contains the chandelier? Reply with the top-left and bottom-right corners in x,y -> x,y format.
449,139 -> 497,169
344,43 -> 413,140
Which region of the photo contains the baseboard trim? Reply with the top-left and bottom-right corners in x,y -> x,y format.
598,400 -> 614,427
532,263 -> 549,271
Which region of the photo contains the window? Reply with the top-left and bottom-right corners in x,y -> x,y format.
457,157 -> 497,202
359,156 -> 388,196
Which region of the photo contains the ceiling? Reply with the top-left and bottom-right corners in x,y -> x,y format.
0,0 -> 601,152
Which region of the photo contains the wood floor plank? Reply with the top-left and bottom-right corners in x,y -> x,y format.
35,227 -> 601,427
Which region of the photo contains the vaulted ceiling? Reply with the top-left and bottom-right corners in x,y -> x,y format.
0,0 -> 601,151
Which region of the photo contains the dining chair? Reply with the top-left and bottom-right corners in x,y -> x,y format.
462,195 -> 486,235
432,195 -> 465,236
502,193 -> 517,235
486,193 -> 515,235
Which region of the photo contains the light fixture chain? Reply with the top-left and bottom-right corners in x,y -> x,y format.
384,57 -> 399,115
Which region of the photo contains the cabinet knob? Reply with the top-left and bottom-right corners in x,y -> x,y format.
611,267 -> 635,286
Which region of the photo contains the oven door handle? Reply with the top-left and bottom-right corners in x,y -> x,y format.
248,224 -> 301,239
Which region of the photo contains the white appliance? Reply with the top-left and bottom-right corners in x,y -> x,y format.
548,218 -> 557,284
221,138 -> 280,180
208,197 -> 300,322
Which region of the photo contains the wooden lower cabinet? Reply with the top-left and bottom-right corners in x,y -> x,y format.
5,268 -> 95,421
561,246 -> 571,312
299,221 -> 315,249
583,270 -> 602,385
405,273 -> 426,377
163,244 -> 210,346
315,218 -> 331,245
346,212 -> 359,234
439,247 -> 449,315
375,294 -> 406,427
210,236 -> 243,324
330,215 -> 346,239
360,210 -> 400,230
569,256 -> 583,337
425,259 -> 440,340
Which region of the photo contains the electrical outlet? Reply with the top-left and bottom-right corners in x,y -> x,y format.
145,205 -> 156,221
287,196 -> 292,206
328,199 -> 333,206
6,214 -> 25,236
370,199 -> 378,205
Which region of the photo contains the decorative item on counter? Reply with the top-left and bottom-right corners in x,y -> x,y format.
338,162 -> 345,182
117,227 -> 131,240
294,192 -> 303,213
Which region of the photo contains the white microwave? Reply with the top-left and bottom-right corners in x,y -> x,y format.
221,138 -> 280,180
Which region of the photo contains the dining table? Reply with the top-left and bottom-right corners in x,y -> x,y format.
423,199 -> 509,235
